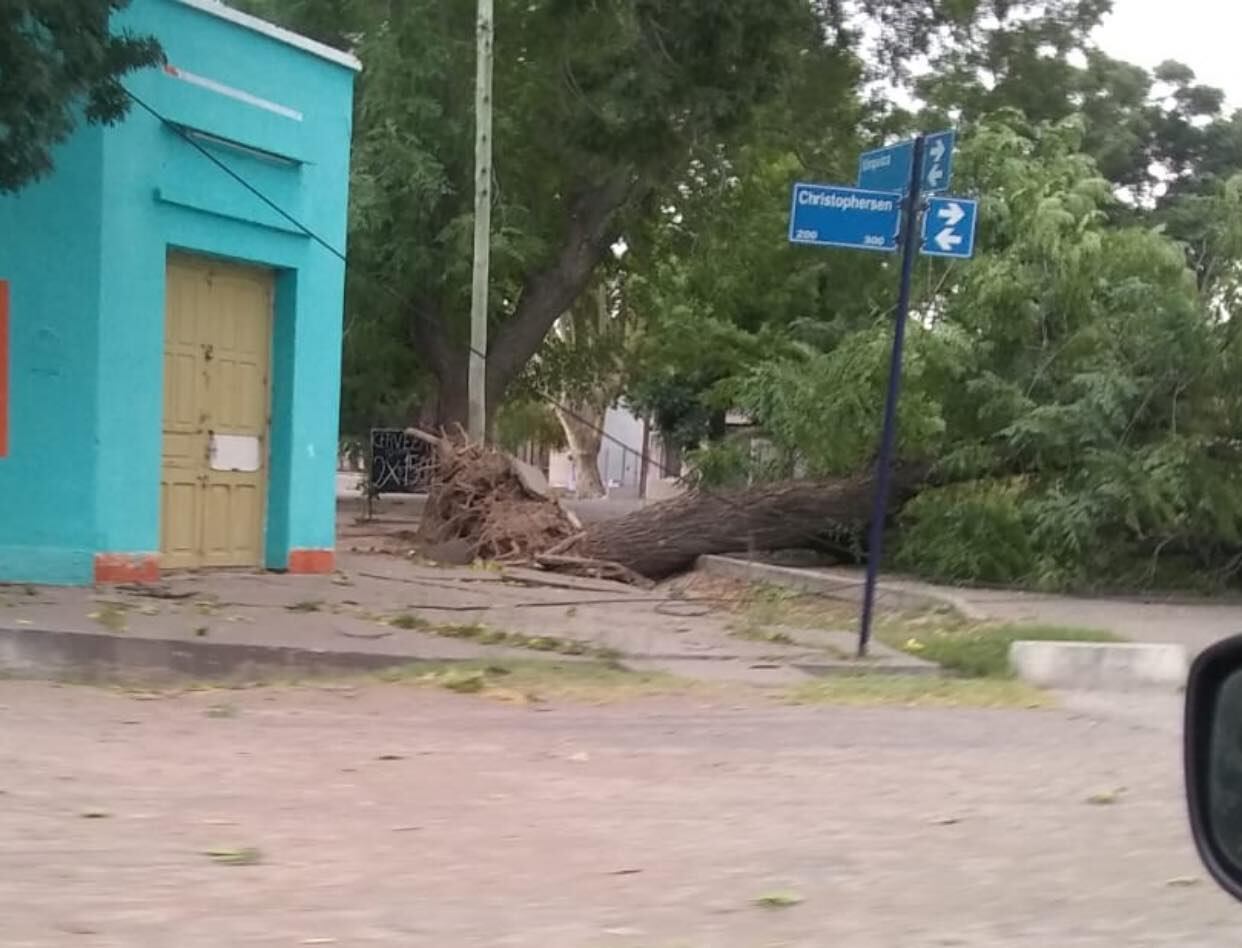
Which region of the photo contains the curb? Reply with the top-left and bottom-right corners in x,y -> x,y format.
1009,640 -> 1188,693
696,555 -> 985,619
0,626 -> 443,686
791,659 -> 940,679
0,626 -> 939,688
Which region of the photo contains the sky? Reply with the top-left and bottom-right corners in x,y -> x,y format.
1094,0 -> 1241,107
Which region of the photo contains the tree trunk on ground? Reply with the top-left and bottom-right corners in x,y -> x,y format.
577,467 -> 927,579
555,402 -> 607,498
409,433 -> 929,584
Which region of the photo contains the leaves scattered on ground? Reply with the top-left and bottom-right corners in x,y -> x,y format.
388,613 -> 430,630
436,669 -> 487,693
1086,787 -> 1125,806
204,704 -> 238,719
194,599 -> 220,617
754,891 -> 803,909
88,602 -> 129,633
376,659 -> 697,704
287,600 -> 323,613
204,846 -> 263,866
729,623 -> 796,646
383,615 -> 622,661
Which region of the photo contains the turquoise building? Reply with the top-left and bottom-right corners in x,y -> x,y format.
0,0 -> 358,585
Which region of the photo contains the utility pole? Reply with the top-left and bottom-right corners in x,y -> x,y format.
467,0 -> 494,441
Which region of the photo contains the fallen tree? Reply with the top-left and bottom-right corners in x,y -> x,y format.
413,430 -> 581,561
410,429 -> 926,582
575,474 -> 921,579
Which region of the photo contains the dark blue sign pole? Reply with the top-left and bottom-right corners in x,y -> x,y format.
858,134 -> 925,657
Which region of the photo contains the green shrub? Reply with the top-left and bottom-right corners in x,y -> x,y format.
893,481 -> 1036,584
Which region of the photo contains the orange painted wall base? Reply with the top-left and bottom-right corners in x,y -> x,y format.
93,554 -> 160,585
91,550 -> 335,582
287,549 -> 335,574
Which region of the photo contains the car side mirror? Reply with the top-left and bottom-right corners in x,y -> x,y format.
1186,634 -> 1242,902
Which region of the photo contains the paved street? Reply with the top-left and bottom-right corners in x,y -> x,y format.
1,681 -> 1239,947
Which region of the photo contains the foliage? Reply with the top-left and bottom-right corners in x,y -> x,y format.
252,0 -> 823,426
729,325 -> 969,480
892,481 -> 1035,584
710,112 -> 1242,590
493,399 -> 565,454
0,0 -> 163,192
910,3 -> 1240,204
682,434 -> 791,490
531,281 -> 629,403
248,0 -> 1242,592
883,619 -> 1117,679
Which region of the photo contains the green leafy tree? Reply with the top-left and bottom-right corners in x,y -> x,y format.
910,3 -> 1242,208
249,0 -> 1031,433
618,1 -> 1105,464
0,0 -> 162,192
318,0 -> 820,428
619,42 -> 884,458
715,114 -> 1242,590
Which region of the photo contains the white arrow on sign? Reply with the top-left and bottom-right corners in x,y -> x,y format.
926,164 -> 944,187
937,201 -> 966,227
929,138 -> 947,163
934,227 -> 963,252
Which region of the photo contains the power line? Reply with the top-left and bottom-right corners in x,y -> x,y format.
123,87 -> 867,560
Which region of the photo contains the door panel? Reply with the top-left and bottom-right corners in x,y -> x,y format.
160,253 -> 273,570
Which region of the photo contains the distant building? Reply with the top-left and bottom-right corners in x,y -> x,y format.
547,404 -> 685,499
0,0 -> 358,584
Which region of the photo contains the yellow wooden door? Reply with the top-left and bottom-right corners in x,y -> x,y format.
161,254 -> 273,569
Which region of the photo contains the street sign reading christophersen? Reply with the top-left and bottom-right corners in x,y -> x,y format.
787,183 -> 901,253
785,127 -> 978,660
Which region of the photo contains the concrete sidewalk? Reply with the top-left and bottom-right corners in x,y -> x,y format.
699,555 -> 1242,656
0,551 -> 930,687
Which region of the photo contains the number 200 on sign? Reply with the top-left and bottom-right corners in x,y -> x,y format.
795,229 -> 818,241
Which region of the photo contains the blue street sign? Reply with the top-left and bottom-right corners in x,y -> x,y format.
857,140 -> 913,193
788,183 -> 901,253
921,130 -> 955,193
920,195 -> 978,259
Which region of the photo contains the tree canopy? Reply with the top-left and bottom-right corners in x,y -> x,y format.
247,0 -> 1242,591
0,0 -> 162,193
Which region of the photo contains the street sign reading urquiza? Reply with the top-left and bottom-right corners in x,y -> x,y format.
785,128 -> 979,662
856,139 -> 913,193
787,183 -> 901,252
857,129 -> 955,194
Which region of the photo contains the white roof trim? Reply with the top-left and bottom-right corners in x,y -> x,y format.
173,0 -> 362,72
